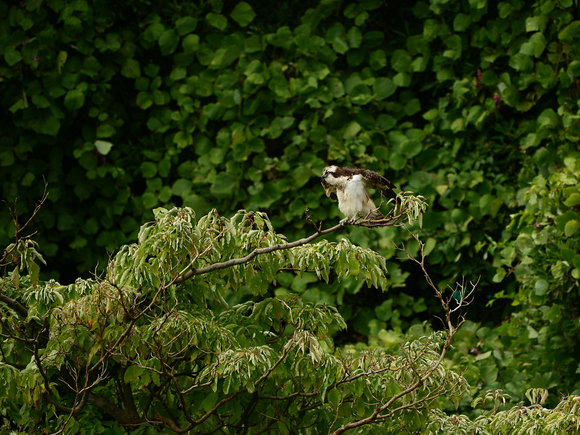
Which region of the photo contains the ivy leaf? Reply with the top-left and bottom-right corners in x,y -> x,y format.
230,2 -> 256,27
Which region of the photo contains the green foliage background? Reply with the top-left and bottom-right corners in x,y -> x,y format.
1,0 -> 580,418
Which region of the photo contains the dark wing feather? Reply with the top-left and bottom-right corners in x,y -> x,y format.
343,167 -> 397,200
321,179 -> 338,201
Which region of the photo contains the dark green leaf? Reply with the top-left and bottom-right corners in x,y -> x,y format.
64,90 -> 85,111
5,49 -> 22,66
558,21 -> 580,42
230,2 -> 256,27
207,13 -> 228,31
122,59 -> 141,78
141,162 -> 158,178
176,17 -> 197,35
211,172 -> 237,196
346,27 -> 363,48
159,30 -> 179,55
453,13 -> 472,32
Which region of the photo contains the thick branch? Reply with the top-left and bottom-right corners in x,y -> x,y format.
0,293 -> 28,318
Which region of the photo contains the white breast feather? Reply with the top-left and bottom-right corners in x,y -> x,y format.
336,175 -> 378,219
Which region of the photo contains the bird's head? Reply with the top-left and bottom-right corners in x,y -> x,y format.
321,166 -> 339,184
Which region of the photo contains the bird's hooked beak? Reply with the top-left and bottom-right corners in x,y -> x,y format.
321,173 -> 328,180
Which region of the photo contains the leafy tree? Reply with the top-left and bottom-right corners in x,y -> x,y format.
4,197 -> 580,434
1,193 -> 474,434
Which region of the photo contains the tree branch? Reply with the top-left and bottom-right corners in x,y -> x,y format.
0,293 -> 28,318
175,222 -> 344,282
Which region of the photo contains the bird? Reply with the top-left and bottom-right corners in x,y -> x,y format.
320,166 -> 397,223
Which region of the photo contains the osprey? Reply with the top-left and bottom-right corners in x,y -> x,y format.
321,166 -> 397,222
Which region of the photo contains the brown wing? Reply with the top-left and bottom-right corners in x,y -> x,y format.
344,167 -> 397,200
321,179 -> 338,201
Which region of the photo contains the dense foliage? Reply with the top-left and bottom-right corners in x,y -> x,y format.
2,0 -> 580,431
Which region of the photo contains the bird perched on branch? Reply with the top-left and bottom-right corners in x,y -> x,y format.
321,166 -> 397,223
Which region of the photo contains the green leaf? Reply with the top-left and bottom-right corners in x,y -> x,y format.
401,140 -> 422,158
327,23 -> 348,54
136,92 -> 153,109
369,49 -> 386,70
21,172 -> 35,187
97,124 -> 116,138
142,191 -> 158,209
182,34 -> 200,54
211,172 -> 237,196
328,388 -> 341,408
564,193 -> 580,207
64,89 -> 85,111
143,22 -> 164,43
230,2 -> 256,27
393,72 -> 411,87
202,392 -> 219,412
207,13 -> 228,30
534,279 -> 549,296
159,29 -> 179,55
536,63 -> 553,88
565,219 -> 580,237
423,19 -> 440,41
172,179 -> 192,196
404,99 -> 421,116
124,365 -> 145,383
377,114 -> 396,131
558,21 -> 580,42
520,33 -> 546,58
5,49 -> 22,66
176,16 -> 198,35
122,59 -> 141,78
349,84 -> 374,105
140,162 -> 157,178
469,0 -> 486,8
346,27 -> 363,48
453,13 -> 472,32
390,152 -> 407,170
95,140 -> 113,155
391,50 -> 412,73
537,108 -> 559,128
343,121 -> 361,138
